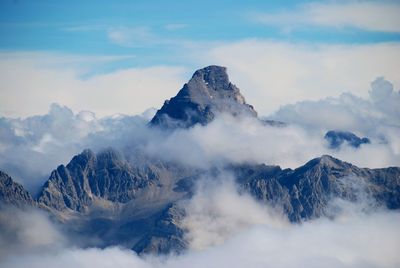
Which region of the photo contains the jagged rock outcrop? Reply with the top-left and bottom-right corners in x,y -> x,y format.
150,65 -> 257,128
0,170 -> 35,207
37,149 -> 156,211
325,130 -> 370,149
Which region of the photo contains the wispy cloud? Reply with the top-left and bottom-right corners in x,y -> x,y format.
62,24 -> 185,47
253,1 -> 400,33
107,26 -> 157,47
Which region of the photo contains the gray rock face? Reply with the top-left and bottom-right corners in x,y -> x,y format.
37,149 -> 158,211
237,155 -> 400,222
0,170 -> 35,207
150,65 -> 257,128
35,148 -> 199,253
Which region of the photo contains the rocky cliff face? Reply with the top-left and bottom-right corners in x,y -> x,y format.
0,170 -> 35,207
150,65 -> 257,128
37,148 -> 157,211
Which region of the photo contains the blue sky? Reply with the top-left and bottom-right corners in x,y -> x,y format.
1,0 -> 399,65
0,0 -> 400,117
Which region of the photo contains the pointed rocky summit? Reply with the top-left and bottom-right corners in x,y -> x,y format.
150,65 -> 257,128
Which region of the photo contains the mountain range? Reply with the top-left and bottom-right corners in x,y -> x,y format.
1,65 -> 399,254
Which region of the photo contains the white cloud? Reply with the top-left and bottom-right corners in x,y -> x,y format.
254,1 -> 400,33
0,52 -> 187,118
144,113 -> 400,169
179,175 -> 288,250
0,208 -> 66,259
144,115 -> 326,168
1,196 -> 400,268
196,40 -> 400,116
272,77 -> 400,132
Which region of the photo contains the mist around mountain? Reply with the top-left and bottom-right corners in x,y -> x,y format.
1,66 -> 400,268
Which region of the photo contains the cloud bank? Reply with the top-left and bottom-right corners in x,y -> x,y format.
1,178 -> 399,268
0,52 -> 186,118
179,175 -> 288,250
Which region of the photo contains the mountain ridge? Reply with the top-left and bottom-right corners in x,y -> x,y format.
1,150 -> 399,254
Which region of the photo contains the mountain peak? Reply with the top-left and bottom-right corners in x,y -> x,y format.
304,155 -> 352,170
150,65 -> 257,128
319,155 -> 341,166
191,65 -> 230,90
